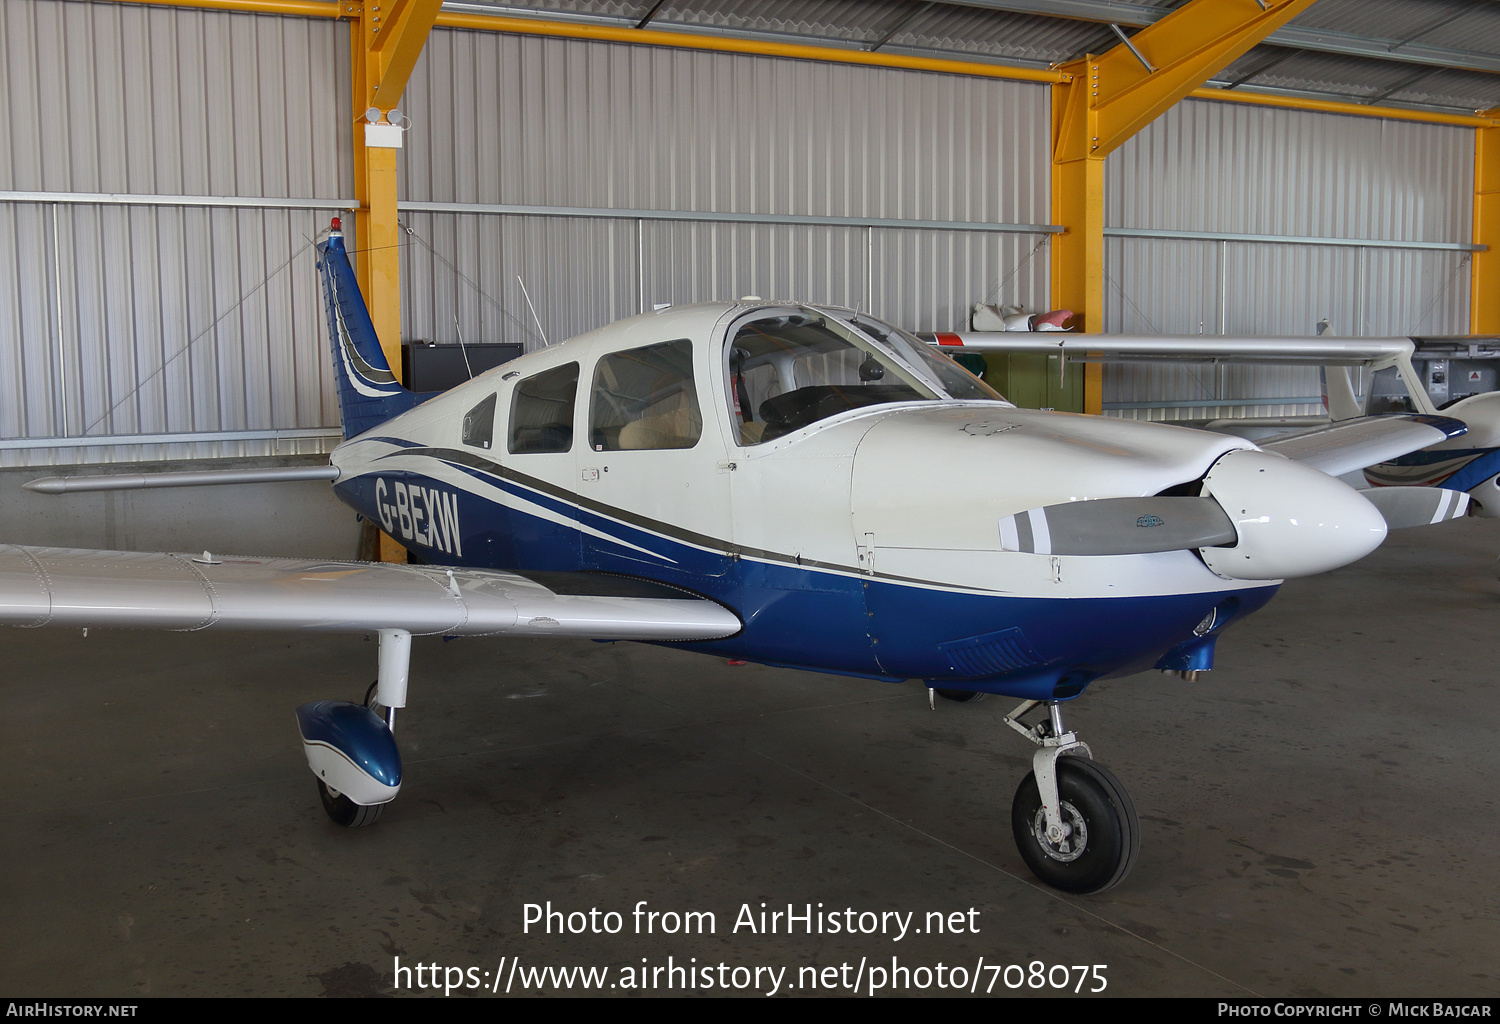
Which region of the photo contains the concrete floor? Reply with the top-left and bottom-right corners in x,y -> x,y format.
2,519 -> 1498,998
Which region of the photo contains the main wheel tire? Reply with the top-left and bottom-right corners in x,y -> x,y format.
318,779 -> 385,828
1010,757 -> 1139,895
934,689 -> 986,703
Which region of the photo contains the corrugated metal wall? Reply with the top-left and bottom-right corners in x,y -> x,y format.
0,3 -> 1484,460
1104,98 -> 1475,420
0,0 -> 350,466
0,7 -> 1053,465
394,28 -> 1053,350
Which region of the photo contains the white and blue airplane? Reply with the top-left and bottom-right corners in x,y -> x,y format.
1336,339 -> 1500,505
0,221 -> 1472,895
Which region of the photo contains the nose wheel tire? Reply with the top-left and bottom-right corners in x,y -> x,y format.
317,779 -> 385,828
1011,757 -> 1139,895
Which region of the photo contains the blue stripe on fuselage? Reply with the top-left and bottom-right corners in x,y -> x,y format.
1433,448 -> 1500,493
334,464 -> 1277,701
1383,446 -> 1494,467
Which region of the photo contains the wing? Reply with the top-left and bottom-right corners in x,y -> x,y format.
23,465 -> 341,494
0,545 -> 741,640
923,332 -> 1465,476
924,332 -> 1415,366
1255,414 -> 1467,476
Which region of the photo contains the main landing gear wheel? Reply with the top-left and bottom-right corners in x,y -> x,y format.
311,679 -> 391,828
1011,757 -> 1139,895
317,779 -> 385,828
298,633 -> 410,828
934,688 -> 985,703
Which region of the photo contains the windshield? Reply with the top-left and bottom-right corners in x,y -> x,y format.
725,308 -> 1003,445
846,312 -> 1007,404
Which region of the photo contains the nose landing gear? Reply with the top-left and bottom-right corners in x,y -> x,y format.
1003,700 -> 1139,894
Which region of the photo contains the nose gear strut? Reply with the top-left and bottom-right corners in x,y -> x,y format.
1003,699 -> 1139,894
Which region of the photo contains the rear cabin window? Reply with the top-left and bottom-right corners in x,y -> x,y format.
461,393 -> 497,449
508,362 -> 579,454
590,340 -> 702,451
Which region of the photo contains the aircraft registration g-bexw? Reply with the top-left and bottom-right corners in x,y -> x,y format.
0,221 -> 1469,895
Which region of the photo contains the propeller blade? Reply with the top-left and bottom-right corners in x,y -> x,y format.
999,496 -> 1237,556
1357,486 -> 1470,529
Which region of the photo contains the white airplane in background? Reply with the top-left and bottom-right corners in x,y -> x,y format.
0,221 -> 1470,895
927,319 -> 1491,526
1340,337 -> 1500,503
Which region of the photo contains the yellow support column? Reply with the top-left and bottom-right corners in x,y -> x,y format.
351,0 -> 443,379
1473,110 -> 1500,334
350,0 -> 441,562
1049,0 -> 1319,413
1051,67 -> 1106,413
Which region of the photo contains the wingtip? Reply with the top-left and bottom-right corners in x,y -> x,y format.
1406,413 -> 1469,439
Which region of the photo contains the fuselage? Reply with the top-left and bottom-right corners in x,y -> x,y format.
1365,391 -> 1500,514
328,302 -> 1317,700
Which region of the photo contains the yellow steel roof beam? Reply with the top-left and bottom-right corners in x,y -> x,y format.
101,4 -> 1498,128
433,11 -> 1063,84
368,0 -> 444,114
1056,0 -> 1319,164
1050,0 -> 1316,413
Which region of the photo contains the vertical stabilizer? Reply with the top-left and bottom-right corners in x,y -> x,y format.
1314,322 -> 1365,422
317,223 -> 429,438
1319,366 -> 1364,421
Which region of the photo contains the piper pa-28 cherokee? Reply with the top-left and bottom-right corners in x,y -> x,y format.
1,221 -> 1471,895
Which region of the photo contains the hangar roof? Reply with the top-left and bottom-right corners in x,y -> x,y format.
446,0 -> 1500,116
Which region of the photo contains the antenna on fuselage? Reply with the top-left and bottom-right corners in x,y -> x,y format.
517,275 -> 549,347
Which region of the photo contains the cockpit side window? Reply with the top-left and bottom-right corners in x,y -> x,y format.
725,312 -> 933,444
508,362 -> 579,454
590,339 -> 702,451
462,393 -> 498,449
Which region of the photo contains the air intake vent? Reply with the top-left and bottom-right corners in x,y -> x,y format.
938,626 -> 1044,679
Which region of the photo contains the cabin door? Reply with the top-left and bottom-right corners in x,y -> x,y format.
576,337 -> 734,580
